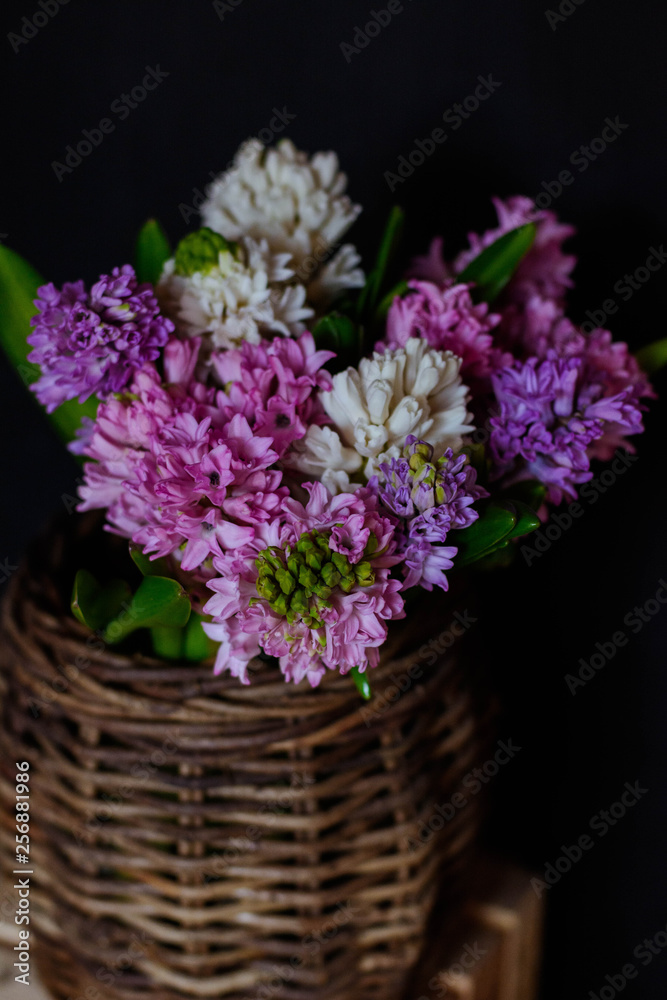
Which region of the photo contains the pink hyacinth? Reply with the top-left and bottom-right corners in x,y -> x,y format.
203,483 -> 405,687
381,280 -> 509,382
210,332 -> 334,457
77,335 -> 287,573
454,196 -> 577,304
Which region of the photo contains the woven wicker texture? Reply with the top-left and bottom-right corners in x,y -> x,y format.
0,516 -> 492,1000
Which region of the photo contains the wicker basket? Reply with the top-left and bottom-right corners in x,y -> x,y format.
0,514 -> 493,1000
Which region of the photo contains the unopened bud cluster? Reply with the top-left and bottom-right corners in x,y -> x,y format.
255,529 -> 376,628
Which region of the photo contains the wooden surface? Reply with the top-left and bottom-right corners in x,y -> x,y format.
0,856 -> 542,999
405,855 -> 544,1000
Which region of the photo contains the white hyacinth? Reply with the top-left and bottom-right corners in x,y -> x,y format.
158,237 -> 312,350
291,338 -> 474,483
285,424 -> 362,495
201,139 -> 364,308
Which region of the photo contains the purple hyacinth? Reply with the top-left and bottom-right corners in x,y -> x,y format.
489,351 -> 645,503
27,264 -> 174,412
372,436 -> 487,591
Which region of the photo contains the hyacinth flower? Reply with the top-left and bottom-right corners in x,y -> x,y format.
200,138 -> 364,307
0,138 -> 662,686
158,226 -> 312,349
381,280 -> 507,383
372,436 -> 488,591
27,264 -> 174,412
202,482 -> 405,686
488,352 -> 646,504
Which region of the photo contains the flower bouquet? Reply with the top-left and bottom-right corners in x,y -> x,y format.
0,139 -> 661,1000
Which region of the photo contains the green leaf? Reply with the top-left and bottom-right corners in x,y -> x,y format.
356,206 -> 405,321
458,223 -> 536,303
150,624 -> 185,659
454,502 -> 518,568
183,613 -> 217,661
134,218 -> 171,285
504,500 -> 541,539
374,279 -> 409,321
103,576 -> 191,645
351,666 -> 372,701
0,244 -> 99,445
635,337 -> 667,376
71,569 -> 132,631
150,614 -> 216,662
454,496 -> 541,570
312,313 -> 363,370
129,543 -> 170,578
0,245 -> 43,376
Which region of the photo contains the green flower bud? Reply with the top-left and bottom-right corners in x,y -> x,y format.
298,565 -> 319,593
173,227 -> 238,277
354,561 -> 375,587
331,551 -> 351,575
321,562 -> 341,588
255,527 -> 376,627
275,568 -> 296,596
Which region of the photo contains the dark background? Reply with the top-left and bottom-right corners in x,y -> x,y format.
1,1 -> 666,996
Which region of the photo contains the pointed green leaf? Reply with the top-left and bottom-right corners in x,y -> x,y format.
129,543 -> 170,578
356,206 -> 405,320
103,575 -> 191,645
134,218 -> 171,285
0,244 -> 99,445
0,245 -> 43,376
458,223 -> 536,303
351,666 -> 372,701
635,337 -> 667,376
71,569 -> 132,631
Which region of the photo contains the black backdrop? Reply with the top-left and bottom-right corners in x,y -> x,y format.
1,2 -> 667,997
